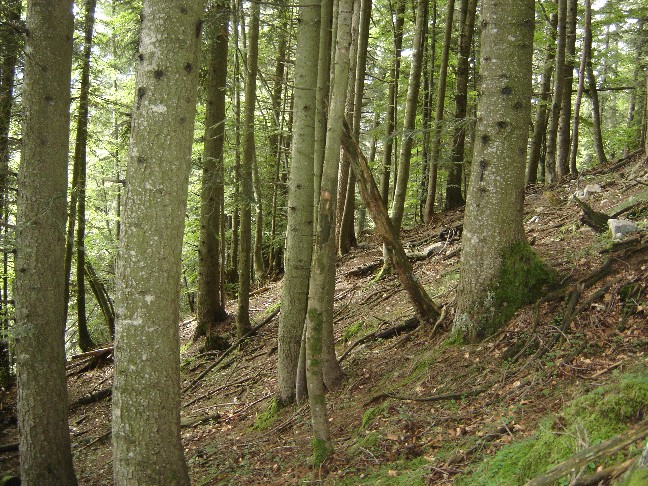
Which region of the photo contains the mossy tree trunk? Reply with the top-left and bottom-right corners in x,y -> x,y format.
111,0 -> 204,482
277,0 -> 320,406
306,0 -> 353,462
14,0 -> 77,483
453,0 -> 546,342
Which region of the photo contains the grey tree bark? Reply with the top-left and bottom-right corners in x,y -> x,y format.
237,0 -> 260,337
556,0 -> 577,178
453,0 -> 540,341
306,0 -> 353,462
423,0 -> 455,222
14,0 -> 77,483
111,0 -> 205,482
277,0 -> 320,406
196,0 -> 229,348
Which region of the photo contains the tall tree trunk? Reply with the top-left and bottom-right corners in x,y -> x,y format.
111,0 -> 204,482
385,0 -> 427,269
445,0 -> 478,210
0,0 -> 21,387
584,0 -> 608,166
527,13 -> 557,186
73,0 -> 99,353
423,0 -> 455,222
379,0 -> 405,207
556,0 -> 577,178
277,0 -> 320,406
306,0 -> 353,463
236,0 -> 260,336
569,5 -> 589,176
339,0 -> 371,256
85,258 -> 115,339
196,0 -> 229,348
14,0 -> 77,483
253,146 -> 265,280
229,0 -> 242,283
544,0 -> 567,184
453,0 -> 543,342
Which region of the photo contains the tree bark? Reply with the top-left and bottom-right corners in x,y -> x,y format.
423,0 -> 455,222
237,0 -> 260,336
544,0 -> 567,184
196,0 -> 229,348
445,0 -> 478,210
277,0 -> 320,406
111,0 -> 204,482
14,0 -> 77,483
453,0 -> 537,341
556,0 -> 577,179
527,14 -> 557,186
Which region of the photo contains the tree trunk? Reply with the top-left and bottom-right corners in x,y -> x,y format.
544,0 -> 567,184
342,123 -> 441,324
196,0 -> 229,347
382,0 -> 427,272
453,0 -> 542,341
527,14 -> 557,186
277,0 -> 320,406
85,258 -> 115,339
237,0 -> 260,337
379,0 -> 405,208
556,0 -> 577,179
424,0 -> 455,222
569,5 -> 589,176
0,0 -> 21,388
445,0 -> 478,210
14,0 -> 77,483
306,0 -> 353,463
584,0 -> 608,166
111,1 -> 204,482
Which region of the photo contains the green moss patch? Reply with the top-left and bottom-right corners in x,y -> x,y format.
456,372 -> 648,485
251,398 -> 280,431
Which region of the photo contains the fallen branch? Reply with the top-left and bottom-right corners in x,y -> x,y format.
366,385 -> 489,406
573,196 -> 609,233
68,346 -> 113,361
571,455 -> 638,486
338,317 -> 419,364
182,306 -> 280,393
525,418 -> 648,486
70,386 -> 112,410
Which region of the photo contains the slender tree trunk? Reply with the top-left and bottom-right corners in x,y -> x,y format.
445,0 -> 477,210
111,0 -> 204,482
388,0 -> 427,236
545,0 -> 567,184
306,0 -> 353,463
196,0 -> 229,348
277,0 -> 320,406
453,0 -> 541,341
85,258 -> 115,339
424,0 -> 455,222
569,6 -> 589,176
556,0 -> 577,179
229,0 -> 242,283
527,14 -> 557,186
253,146 -> 265,280
237,0 -> 260,336
584,0 -> 608,166
14,0 -> 77,483
0,0 -> 21,387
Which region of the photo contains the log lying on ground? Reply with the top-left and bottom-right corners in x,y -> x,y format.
525,418 -> 648,486
573,196 -> 609,233
341,121 -> 440,324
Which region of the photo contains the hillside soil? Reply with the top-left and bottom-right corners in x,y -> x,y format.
1,152 -> 648,484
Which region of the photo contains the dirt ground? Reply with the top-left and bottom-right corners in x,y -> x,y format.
1,152 -> 647,484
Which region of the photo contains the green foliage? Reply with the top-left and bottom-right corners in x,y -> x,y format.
251,398 -> 280,431
456,372 -> 648,485
343,321 -> 365,342
620,468 -> 648,486
338,457 -> 429,485
361,405 -> 386,430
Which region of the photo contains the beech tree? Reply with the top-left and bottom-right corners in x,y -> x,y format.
14,0 -> 77,483
453,0 -> 553,341
111,0 -> 205,482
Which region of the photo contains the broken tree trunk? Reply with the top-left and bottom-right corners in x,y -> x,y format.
341,121 -> 440,324
573,196 -> 609,232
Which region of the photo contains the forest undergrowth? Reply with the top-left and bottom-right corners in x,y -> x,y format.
1,153 -> 648,484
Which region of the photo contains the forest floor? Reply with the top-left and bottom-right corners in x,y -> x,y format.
2,152 -> 648,485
